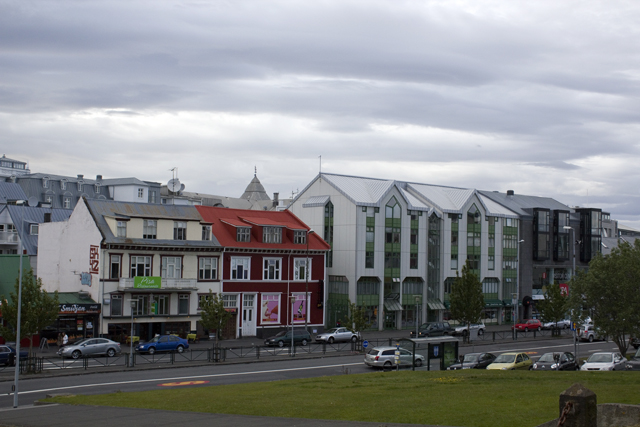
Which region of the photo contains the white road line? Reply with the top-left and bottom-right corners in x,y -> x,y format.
6,362 -> 363,396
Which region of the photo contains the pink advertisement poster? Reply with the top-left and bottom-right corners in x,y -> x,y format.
261,295 -> 280,324
293,294 -> 307,323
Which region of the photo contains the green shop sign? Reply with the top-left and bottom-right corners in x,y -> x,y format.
134,276 -> 161,289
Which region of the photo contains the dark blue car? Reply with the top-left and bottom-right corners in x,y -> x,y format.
0,344 -> 29,366
135,335 -> 189,355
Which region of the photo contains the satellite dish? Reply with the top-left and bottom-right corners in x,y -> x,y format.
167,178 -> 182,193
27,196 -> 38,207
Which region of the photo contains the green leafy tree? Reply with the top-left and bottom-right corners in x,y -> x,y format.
566,240 -> 640,356
536,283 -> 568,327
198,290 -> 233,348
342,300 -> 372,336
0,269 -> 59,356
449,260 -> 484,340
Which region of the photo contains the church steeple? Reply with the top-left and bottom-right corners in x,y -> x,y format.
240,168 -> 271,202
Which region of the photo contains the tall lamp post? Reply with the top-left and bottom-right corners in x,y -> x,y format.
13,202 -> 25,408
304,229 -> 314,334
513,239 -> 524,340
130,299 -> 136,367
563,225 -> 578,360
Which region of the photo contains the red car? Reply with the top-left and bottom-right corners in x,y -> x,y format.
511,319 -> 542,332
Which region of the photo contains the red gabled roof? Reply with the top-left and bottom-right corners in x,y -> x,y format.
196,206 -> 330,250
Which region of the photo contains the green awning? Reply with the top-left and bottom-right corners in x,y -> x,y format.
427,299 -> 446,310
55,292 -> 97,304
384,299 -> 403,312
484,299 -> 504,308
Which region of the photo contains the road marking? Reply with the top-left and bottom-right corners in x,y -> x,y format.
5,362 -> 363,396
159,381 -> 209,387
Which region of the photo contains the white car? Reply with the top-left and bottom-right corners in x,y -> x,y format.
577,324 -> 605,342
452,323 -> 485,337
580,352 -> 626,371
542,319 -> 571,329
315,327 -> 359,343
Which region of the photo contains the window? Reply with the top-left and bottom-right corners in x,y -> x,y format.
410,252 -> 418,269
324,202 -> 334,268
178,294 -> 189,315
294,230 -> 307,244
111,294 -> 123,316
223,294 -> 237,310
488,255 -> 495,270
42,177 -> 49,188
117,221 -> 127,238
467,232 -> 481,247
202,225 -> 211,241
77,180 -> 83,192
365,251 -> 374,269
109,254 -> 121,279
138,188 -> 144,198
231,258 -> 250,280
237,227 -> 251,242
451,230 -> 458,246
173,221 -> 187,240
63,196 -> 71,209
152,295 -> 169,315
60,179 -> 67,190
133,295 -> 149,316
161,256 -> 182,278
30,224 -> 38,235
263,226 -> 282,243
198,257 -> 218,280
95,183 -> 101,194
263,258 -> 281,280
467,254 -> 480,270
451,254 -> 458,269
44,194 -> 53,204
294,258 -> 311,280
130,256 -> 152,277
198,293 -> 212,310
143,220 -> 157,239
149,191 -> 157,204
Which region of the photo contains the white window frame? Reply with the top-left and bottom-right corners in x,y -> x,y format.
293,258 -> 311,281
44,194 -> 53,204
173,221 -> 187,240
30,224 -> 38,235
153,294 -> 170,315
161,256 -> 182,278
143,220 -> 157,239
138,188 -> 144,198
231,257 -> 250,280
63,196 -> 71,209
178,294 -> 189,315
110,254 -> 121,279
130,255 -> 152,277
293,230 -> 306,244
198,257 -> 218,280
223,294 -> 238,310
117,221 -> 127,238
262,226 -> 282,244
111,294 -> 123,316
202,225 -> 211,241
237,227 -> 250,242
263,258 -> 281,280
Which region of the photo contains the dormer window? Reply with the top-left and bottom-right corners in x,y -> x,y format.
138,188 -> 144,198
202,225 -> 211,241
42,176 -> 49,188
60,179 -> 67,190
294,230 -> 307,244
237,227 -> 251,242
263,226 -> 282,244
77,180 -> 83,192
30,224 -> 39,235
95,182 -> 101,193
117,221 -> 127,237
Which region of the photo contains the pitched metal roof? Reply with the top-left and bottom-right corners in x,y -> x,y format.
0,182 -> 28,204
302,195 -> 331,208
477,194 -> 520,218
407,183 -> 475,213
321,174 -> 396,206
478,190 -> 571,218
6,205 -> 73,255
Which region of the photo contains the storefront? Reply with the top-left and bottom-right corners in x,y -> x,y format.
40,294 -> 102,344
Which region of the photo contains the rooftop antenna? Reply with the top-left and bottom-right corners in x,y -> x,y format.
167,167 -> 184,197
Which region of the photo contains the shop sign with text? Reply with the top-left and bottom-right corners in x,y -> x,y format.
134,276 -> 162,289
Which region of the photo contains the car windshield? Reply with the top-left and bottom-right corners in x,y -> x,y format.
494,354 -> 516,363
324,328 -> 339,334
368,349 -> 382,355
74,339 -> 90,346
274,331 -> 287,337
538,353 -> 557,363
463,354 -> 479,363
587,353 -> 613,363
147,337 -> 160,343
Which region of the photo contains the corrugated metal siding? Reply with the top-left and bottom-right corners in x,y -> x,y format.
0,182 -> 27,203
323,174 -> 394,205
7,205 -> 73,255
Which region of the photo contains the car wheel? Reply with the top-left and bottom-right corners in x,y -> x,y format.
71,350 -> 81,359
106,348 -> 116,357
148,347 -> 156,355
301,339 -> 308,346
278,341 -> 284,348
415,359 -> 423,367
383,361 -> 392,368
588,335 -> 594,343
351,335 -> 357,343
176,345 -> 185,353
525,328 -> 529,332
328,337 -> 335,344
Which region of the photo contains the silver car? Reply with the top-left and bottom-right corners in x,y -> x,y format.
364,346 -> 425,368
542,319 -> 571,329
580,352 -> 626,371
315,327 -> 359,343
58,338 -> 121,359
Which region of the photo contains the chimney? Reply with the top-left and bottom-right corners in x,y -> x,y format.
96,175 -> 102,181
44,213 -> 51,223
273,192 -> 279,208
77,174 -> 84,180
507,190 -> 515,196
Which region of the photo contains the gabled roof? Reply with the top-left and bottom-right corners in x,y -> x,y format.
7,205 -> 73,255
196,206 -> 330,251
407,183 -> 475,213
0,182 -> 28,204
85,199 -> 220,248
478,190 -> 571,218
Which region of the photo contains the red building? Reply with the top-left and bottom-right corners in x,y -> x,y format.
195,206 -> 330,339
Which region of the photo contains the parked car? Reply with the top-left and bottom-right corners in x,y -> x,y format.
625,347 -> 640,371
0,344 -> 29,366
486,352 -> 532,370
451,323 -> 485,337
135,335 -> 188,355
532,352 -> 578,371
577,324 -> 605,343
409,322 -> 452,338
264,329 -> 312,347
315,327 -> 359,344
580,352 -> 626,371
542,319 -> 571,330
58,338 -> 122,359
511,319 -> 542,332
447,352 -> 496,370
364,346 -> 425,369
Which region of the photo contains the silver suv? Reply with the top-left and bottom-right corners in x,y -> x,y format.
364,346 -> 425,368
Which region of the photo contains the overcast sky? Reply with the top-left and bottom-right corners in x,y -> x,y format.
3,1 -> 640,227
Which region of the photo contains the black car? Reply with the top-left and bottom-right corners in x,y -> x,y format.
0,344 -> 29,366
409,322 -> 452,338
625,347 -> 640,371
532,352 -> 578,371
447,352 -> 496,370
264,329 -> 312,347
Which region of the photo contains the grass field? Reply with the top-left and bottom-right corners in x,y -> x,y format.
45,369 -> 640,427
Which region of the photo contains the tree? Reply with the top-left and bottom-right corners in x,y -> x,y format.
0,268 -> 59,356
536,283 -> 568,328
449,260 -> 484,341
566,240 -> 640,356
198,290 -> 233,348
341,300 -> 372,335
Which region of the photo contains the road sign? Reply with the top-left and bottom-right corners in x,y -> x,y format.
363,340 -> 368,348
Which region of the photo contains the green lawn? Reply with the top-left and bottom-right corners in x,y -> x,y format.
45,370 -> 640,427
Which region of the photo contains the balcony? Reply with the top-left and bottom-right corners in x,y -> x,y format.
118,277 -> 198,291
0,232 -> 19,244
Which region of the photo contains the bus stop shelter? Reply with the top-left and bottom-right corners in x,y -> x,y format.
396,336 -> 459,371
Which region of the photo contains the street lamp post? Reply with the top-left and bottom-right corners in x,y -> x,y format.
563,225 -> 578,360
130,299 -> 136,367
12,203 -> 25,408
304,229 -> 314,334
513,239 -> 524,340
